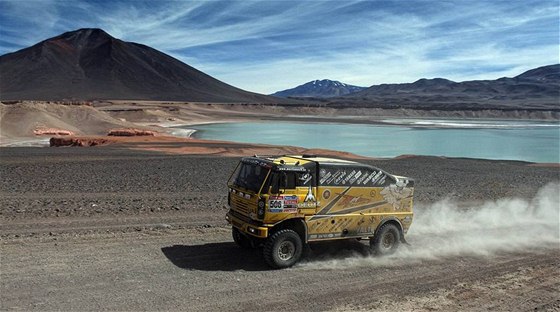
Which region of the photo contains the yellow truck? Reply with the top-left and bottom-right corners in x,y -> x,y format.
225,155 -> 414,268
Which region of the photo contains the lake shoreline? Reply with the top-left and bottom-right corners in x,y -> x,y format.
1,101 -> 558,163
175,119 -> 560,163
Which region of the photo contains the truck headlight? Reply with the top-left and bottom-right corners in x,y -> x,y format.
257,200 -> 265,219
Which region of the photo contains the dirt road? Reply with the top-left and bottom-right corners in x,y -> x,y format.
2,227 -> 558,311
1,147 -> 559,311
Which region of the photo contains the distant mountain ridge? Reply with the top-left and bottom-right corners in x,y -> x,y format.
514,65 -> 559,82
272,79 -> 366,98
329,64 -> 560,111
0,28 -> 278,102
1,28 -> 556,111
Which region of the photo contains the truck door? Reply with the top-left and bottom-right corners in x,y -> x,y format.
268,166 -> 317,216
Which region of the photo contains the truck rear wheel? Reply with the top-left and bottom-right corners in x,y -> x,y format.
232,227 -> 253,249
263,229 -> 303,269
370,223 -> 401,255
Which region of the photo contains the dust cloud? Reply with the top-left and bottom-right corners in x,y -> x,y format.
300,183 -> 559,270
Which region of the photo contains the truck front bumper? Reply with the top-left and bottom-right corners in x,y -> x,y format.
226,210 -> 269,239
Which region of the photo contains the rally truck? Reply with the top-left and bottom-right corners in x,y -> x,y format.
225,155 -> 414,269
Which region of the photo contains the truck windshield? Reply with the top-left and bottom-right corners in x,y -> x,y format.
229,162 -> 270,194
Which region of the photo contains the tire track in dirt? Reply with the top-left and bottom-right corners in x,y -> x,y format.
2,222 -> 558,311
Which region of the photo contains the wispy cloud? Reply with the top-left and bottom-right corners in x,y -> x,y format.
1,0 -> 558,93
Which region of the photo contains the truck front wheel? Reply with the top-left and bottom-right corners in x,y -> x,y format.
232,227 -> 253,249
370,223 -> 401,255
263,229 -> 303,269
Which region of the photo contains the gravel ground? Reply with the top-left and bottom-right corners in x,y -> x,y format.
1,147 -> 559,311
0,147 -> 557,221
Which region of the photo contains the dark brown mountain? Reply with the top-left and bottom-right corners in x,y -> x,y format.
0,28 -> 278,102
329,64 -> 560,111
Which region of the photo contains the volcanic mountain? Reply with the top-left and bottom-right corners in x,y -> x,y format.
0,28 -> 278,102
271,79 -> 366,98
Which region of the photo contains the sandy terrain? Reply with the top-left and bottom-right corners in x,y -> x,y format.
1,147 -> 559,311
2,101 -> 558,148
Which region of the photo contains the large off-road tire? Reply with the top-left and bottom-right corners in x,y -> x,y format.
263,229 -> 303,269
370,223 -> 401,256
232,227 -> 253,249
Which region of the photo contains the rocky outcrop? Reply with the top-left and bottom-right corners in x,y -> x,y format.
107,128 -> 156,136
50,137 -> 109,147
34,128 -> 74,136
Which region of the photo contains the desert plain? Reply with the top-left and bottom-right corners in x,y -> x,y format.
0,101 -> 559,311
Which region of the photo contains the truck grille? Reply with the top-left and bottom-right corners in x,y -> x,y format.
231,194 -> 251,214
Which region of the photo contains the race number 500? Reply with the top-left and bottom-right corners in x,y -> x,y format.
268,199 -> 284,212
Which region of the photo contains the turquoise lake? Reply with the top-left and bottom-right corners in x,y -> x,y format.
181,119 -> 560,163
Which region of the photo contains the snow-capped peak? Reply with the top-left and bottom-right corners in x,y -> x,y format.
271,79 -> 367,98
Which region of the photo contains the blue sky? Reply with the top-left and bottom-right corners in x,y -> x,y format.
0,0 -> 558,94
